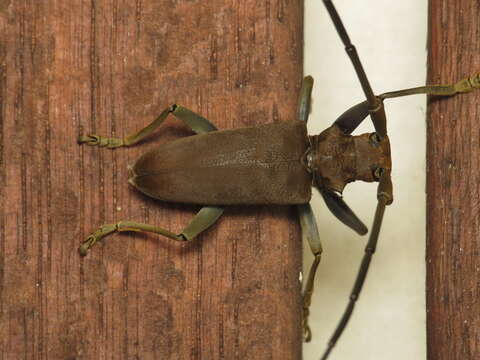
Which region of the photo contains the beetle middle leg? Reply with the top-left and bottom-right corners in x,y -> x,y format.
297,203 -> 322,342
296,77 -> 326,342
78,104 -> 217,148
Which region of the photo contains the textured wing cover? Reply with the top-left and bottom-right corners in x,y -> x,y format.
130,121 -> 312,205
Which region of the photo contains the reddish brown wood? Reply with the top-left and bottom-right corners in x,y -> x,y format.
427,1 -> 480,359
0,1 -> 303,359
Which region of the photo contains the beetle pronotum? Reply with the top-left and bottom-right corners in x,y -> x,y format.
78,1 -> 480,359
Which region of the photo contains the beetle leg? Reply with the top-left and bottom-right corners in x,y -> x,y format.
169,105 -> 218,134
379,72 -> 480,100
78,206 -> 224,256
298,76 -> 314,122
333,101 -> 370,135
78,105 -> 218,148
77,107 -> 172,148
333,72 -> 480,135
320,188 -> 368,235
297,203 -> 323,343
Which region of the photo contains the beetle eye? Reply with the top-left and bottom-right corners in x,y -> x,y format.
372,167 -> 383,180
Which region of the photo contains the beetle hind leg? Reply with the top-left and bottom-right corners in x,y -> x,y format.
78,104 -> 218,149
78,206 -> 224,256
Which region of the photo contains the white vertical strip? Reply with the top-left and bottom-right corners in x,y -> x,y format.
304,1 -> 427,359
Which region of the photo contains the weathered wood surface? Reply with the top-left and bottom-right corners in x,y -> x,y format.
427,1 -> 480,359
0,1 -> 303,359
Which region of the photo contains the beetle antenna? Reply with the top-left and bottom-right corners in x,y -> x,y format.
322,0 -> 388,138
320,199 -> 388,360
320,171 -> 392,359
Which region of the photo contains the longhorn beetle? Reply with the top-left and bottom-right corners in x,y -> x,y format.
77,1 -> 480,359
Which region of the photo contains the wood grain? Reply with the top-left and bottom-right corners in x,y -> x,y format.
0,1 -> 303,359
427,1 -> 480,359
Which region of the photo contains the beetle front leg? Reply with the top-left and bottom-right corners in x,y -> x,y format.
332,72 -> 480,135
79,206 -> 224,256
297,203 -> 323,342
380,72 -> 480,100
297,76 -> 314,123
78,104 -> 218,148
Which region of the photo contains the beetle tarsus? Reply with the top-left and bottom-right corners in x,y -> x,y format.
77,134 -> 124,148
455,73 -> 480,93
78,224 -> 118,256
77,134 -> 98,145
302,308 -> 312,342
78,235 -> 96,257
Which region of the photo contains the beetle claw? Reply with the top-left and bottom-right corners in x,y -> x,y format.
78,224 -> 118,257
78,235 -> 97,257
302,306 -> 313,342
78,134 -> 100,145
303,324 -> 312,343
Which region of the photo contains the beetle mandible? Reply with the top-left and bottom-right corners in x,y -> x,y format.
77,1 -> 480,359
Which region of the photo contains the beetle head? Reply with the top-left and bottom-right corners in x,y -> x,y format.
352,131 -> 392,184
307,124 -> 393,235
308,125 -> 392,194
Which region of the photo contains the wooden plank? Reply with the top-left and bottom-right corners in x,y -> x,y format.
0,1 -> 303,359
427,1 -> 480,359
